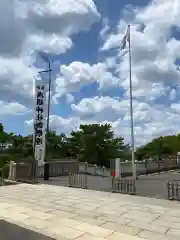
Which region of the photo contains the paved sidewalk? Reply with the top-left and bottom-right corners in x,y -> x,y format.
0,184 -> 180,239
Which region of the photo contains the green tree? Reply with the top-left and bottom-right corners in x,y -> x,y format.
136,135 -> 178,160
0,123 -> 8,143
68,124 -> 127,167
0,123 -> 4,132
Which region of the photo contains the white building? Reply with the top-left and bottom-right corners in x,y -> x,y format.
0,143 -> 13,151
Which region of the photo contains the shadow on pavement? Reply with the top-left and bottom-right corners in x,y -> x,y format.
0,220 -> 55,240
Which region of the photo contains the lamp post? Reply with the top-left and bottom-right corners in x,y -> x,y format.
39,53 -> 52,180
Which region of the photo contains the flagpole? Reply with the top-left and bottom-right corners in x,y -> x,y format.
128,25 -> 136,179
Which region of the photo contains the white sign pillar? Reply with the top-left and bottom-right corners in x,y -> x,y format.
33,80 -> 47,166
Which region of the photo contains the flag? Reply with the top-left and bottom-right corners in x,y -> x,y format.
121,26 -> 130,50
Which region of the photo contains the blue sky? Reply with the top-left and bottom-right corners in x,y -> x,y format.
0,0 -> 180,147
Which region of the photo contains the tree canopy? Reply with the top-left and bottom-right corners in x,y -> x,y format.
136,135 -> 179,160
0,123 -> 130,168
1,120 -> 179,169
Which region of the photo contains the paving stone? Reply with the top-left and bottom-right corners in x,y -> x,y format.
6,206 -> 31,214
97,209 -> 126,216
53,205 -> 76,212
167,210 -> 180,217
74,203 -> 98,211
75,233 -> 106,240
128,221 -> 168,234
74,222 -> 113,238
122,210 -> 159,221
50,210 -> 76,218
0,202 -> 16,210
52,236 -> 68,240
98,215 -> 132,225
1,184 -> 180,239
159,215 -> 180,223
1,209 -> 29,222
23,217 -> 52,230
72,215 -> 106,226
166,228 -> 180,238
72,209 -> 101,218
46,224 -> 84,239
138,230 -> 170,240
131,206 -> 166,214
23,210 -> 55,220
101,222 -> 141,236
50,217 -> 83,228
154,219 -> 180,229
106,231 -> 144,240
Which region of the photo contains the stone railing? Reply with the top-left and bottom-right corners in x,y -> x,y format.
8,159 -> 79,181
79,162 -> 111,177
36,160 -> 78,178
79,158 -> 179,177
8,158 -> 180,181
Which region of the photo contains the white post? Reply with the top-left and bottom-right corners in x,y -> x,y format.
8,161 -> 13,180
115,158 -> 121,178
8,161 -> 16,181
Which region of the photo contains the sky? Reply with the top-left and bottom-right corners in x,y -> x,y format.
0,0 -> 180,147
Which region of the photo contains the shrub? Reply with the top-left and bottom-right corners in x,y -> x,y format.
0,154 -> 12,168
2,163 -> 10,178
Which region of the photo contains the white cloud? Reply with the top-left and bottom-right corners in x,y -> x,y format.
25,34 -> 73,54
71,95 -> 180,146
54,61 -> 119,98
100,18 -> 110,40
25,115 -> 80,135
66,94 -> 75,104
169,88 -> 177,101
72,96 -> 122,121
0,56 -> 37,102
52,92 -> 75,104
0,0 -> 100,104
101,0 -> 180,101
24,94 -> 180,147
0,101 -> 30,116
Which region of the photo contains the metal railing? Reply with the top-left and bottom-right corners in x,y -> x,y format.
68,173 -> 87,189
168,180 -> 180,201
112,178 -> 136,195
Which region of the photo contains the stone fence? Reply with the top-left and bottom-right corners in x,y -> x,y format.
36,160 -> 78,178
8,159 -> 79,181
79,162 -> 110,177
8,158 -> 180,181
79,158 -> 179,177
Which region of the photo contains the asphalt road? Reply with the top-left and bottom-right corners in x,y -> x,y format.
0,220 -> 55,240
38,170 -> 180,200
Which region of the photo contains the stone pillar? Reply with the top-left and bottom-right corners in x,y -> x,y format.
115,158 -> 121,178
94,164 -> 97,175
84,162 -> 88,174
8,161 -> 16,181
